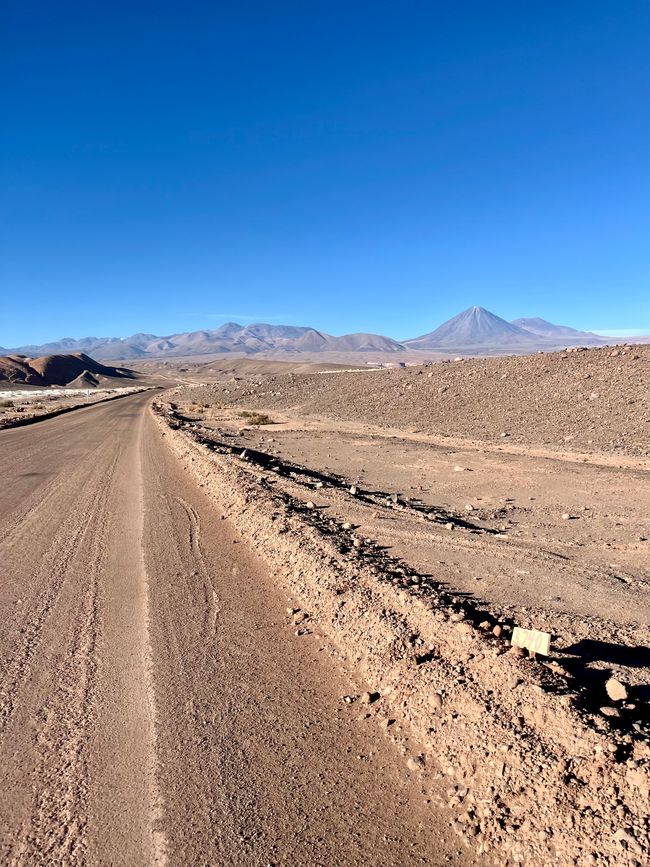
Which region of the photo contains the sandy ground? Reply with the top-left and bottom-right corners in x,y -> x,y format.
157,345 -> 650,863
0,393 -> 472,866
170,395 -> 650,696
157,401 -> 650,866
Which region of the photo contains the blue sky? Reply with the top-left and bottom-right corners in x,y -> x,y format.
2,1 -> 649,346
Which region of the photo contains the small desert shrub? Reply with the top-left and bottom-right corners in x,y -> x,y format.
239,410 -> 273,425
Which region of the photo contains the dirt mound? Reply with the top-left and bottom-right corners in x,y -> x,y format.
0,352 -> 139,387
195,343 -> 649,457
67,370 -> 100,388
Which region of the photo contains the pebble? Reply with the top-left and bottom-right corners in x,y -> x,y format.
600,706 -> 620,718
406,755 -> 425,772
605,677 -> 628,702
342,522 -> 352,530
492,625 -> 503,638
428,693 -> 443,711
306,501 -> 315,509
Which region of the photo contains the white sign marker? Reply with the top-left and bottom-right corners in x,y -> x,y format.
511,626 -> 551,656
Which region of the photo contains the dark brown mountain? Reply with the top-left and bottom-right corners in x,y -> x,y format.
0,353 -> 139,387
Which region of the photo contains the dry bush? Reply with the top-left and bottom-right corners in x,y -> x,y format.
239,410 -> 274,425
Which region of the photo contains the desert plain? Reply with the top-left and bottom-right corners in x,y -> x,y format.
0,342 -> 648,866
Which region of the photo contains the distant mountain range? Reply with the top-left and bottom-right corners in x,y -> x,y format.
3,308 -> 609,360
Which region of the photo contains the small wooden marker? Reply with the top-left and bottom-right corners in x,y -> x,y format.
511,626 -> 551,656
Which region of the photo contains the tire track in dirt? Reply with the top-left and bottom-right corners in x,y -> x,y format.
142,410 -> 469,865
0,452 -> 118,739
177,496 -> 221,638
0,392 -> 168,866
26,459 -> 113,865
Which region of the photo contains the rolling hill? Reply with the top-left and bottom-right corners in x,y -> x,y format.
0,353 -> 139,387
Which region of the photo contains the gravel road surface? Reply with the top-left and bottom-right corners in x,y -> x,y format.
0,393 -> 466,866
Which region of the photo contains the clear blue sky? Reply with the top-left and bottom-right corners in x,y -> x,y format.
2,1 -> 649,346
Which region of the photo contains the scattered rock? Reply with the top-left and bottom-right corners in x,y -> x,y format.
406,754 -> 425,772
605,677 -> 628,702
600,706 -> 621,718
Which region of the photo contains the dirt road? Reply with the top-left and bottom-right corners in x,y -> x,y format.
0,393 -> 468,866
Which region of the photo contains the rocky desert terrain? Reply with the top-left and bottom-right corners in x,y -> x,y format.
2,343 -> 648,866
158,343 -> 649,865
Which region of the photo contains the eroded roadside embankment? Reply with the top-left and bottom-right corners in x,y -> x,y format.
153,402 -> 650,867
